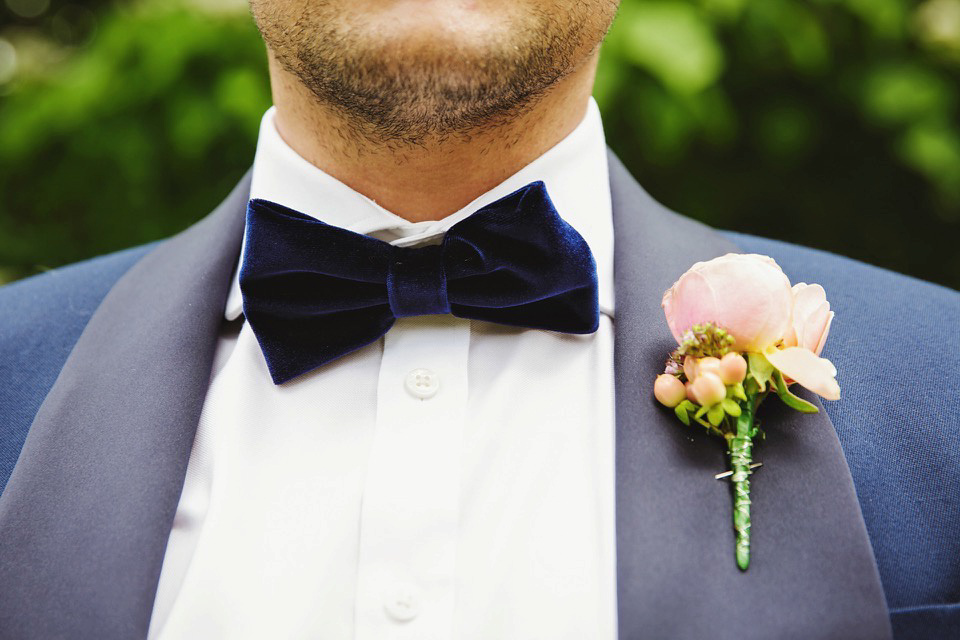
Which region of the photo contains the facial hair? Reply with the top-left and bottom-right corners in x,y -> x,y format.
251,1 -> 618,146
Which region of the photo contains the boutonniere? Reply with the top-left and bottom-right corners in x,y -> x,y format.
653,253 -> 838,570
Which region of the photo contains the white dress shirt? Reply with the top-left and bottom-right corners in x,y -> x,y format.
149,98 -> 617,640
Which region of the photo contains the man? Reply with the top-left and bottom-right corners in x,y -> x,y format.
0,1 -> 957,638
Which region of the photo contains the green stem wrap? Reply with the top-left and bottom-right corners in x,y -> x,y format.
729,396 -> 757,571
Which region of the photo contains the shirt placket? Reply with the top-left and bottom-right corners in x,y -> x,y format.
354,315 -> 470,640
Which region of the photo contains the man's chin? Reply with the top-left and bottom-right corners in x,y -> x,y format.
343,1 -> 520,55
254,0 -> 617,141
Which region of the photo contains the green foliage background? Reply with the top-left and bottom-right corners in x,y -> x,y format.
1,0 -> 959,289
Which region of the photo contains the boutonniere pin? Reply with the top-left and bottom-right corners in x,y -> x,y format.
654,253 -> 838,570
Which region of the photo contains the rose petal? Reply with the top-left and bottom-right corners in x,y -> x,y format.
661,253 -> 792,351
789,283 -> 833,355
800,300 -> 830,355
765,346 -> 841,401
814,310 -> 834,357
782,323 -> 798,348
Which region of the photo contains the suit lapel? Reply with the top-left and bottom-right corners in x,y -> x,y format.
0,173 -> 250,639
608,151 -> 892,639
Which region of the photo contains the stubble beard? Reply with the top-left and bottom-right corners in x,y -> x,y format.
252,2 -> 612,147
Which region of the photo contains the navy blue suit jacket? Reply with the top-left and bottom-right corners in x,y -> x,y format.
0,156 -> 957,639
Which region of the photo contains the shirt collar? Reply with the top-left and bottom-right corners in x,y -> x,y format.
225,97 -> 614,320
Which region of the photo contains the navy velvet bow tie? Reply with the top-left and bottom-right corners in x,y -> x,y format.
239,181 -> 599,384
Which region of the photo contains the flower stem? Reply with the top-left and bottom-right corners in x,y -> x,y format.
728,395 -> 757,570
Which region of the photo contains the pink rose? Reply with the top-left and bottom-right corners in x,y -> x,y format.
766,282 -> 840,400
662,253 -> 793,352
766,281 -> 840,400
662,253 -> 841,401
782,283 -> 834,356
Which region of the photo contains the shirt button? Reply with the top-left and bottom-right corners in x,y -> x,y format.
384,582 -> 421,622
405,368 -> 439,399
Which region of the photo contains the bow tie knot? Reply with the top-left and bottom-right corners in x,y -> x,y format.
388,245 -> 451,317
240,181 -> 599,384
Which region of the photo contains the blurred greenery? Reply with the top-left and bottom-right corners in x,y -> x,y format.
0,0 -> 270,278
1,0 -> 959,289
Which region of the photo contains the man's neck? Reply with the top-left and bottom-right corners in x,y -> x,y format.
267,53 -> 599,223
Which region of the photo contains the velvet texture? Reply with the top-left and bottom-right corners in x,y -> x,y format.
239,181 -> 599,384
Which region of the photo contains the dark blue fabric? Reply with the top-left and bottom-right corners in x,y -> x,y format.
726,232 -> 960,631
240,181 -> 600,384
890,603 -> 960,640
0,245 -> 153,494
388,245 -> 450,316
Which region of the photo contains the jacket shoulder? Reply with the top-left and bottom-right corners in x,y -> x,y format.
724,230 -> 960,615
0,244 -> 153,494
723,231 -> 958,309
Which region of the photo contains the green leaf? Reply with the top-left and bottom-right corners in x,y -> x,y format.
731,382 -> 747,401
693,415 -> 714,430
773,370 -> 819,413
721,398 -> 742,417
747,352 -> 774,392
674,403 -> 691,426
695,404 -> 709,419
707,404 -> 725,426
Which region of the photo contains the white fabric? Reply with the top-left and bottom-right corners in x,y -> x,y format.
149,98 -> 617,640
